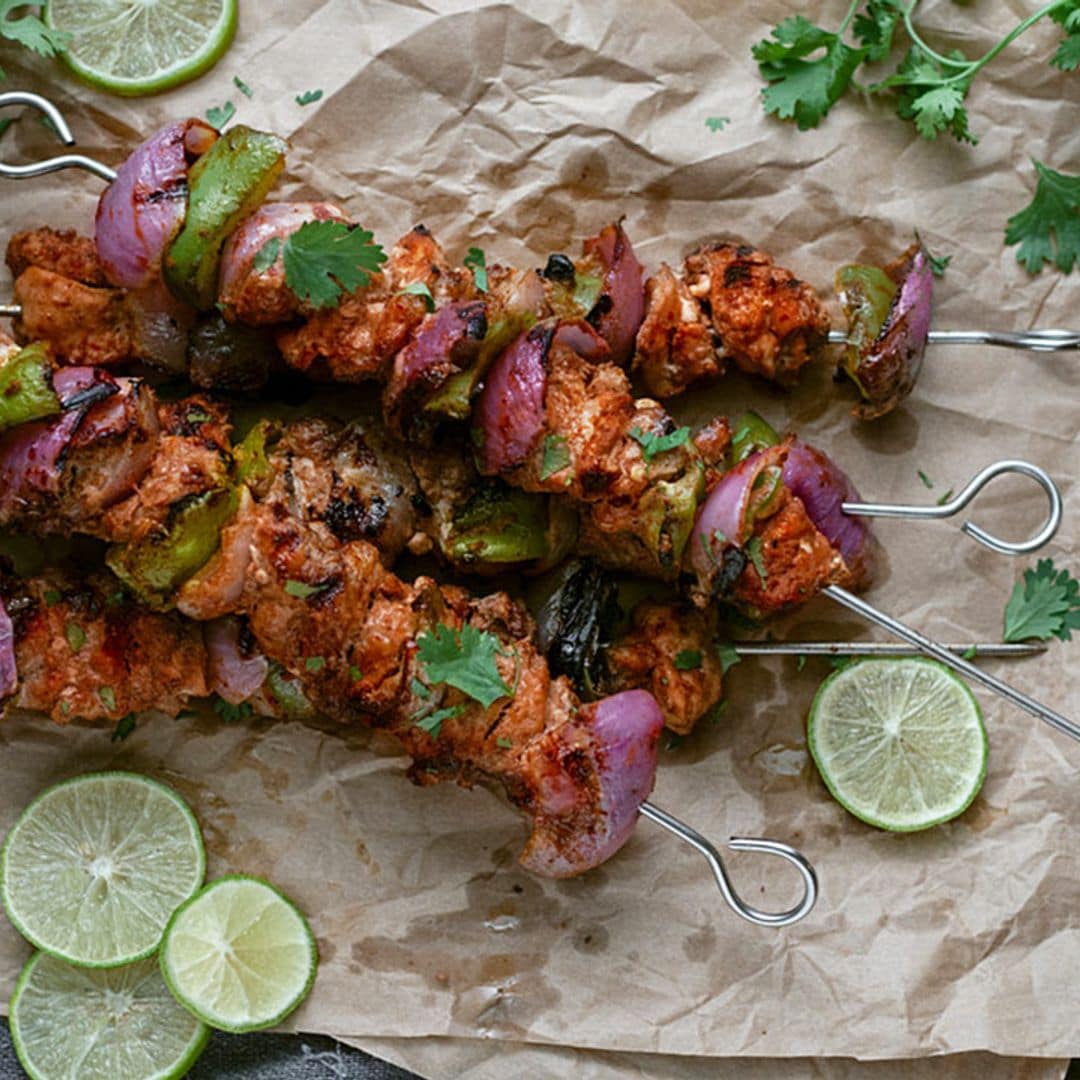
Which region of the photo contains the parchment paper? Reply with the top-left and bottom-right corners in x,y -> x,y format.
0,0 -> 1077,1071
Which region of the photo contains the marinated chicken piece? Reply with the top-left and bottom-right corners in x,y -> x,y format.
98,396 -> 233,544
6,227 -> 107,287
604,601 -> 724,735
0,373 -> 160,534
633,263 -> 719,397
12,266 -> 141,366
730,487 -> 854,619
1,571 -> 209,723
684,243 -> 830,385
693,415 -> 733,490
261,417 -> 421,563
276,226 -> 475,382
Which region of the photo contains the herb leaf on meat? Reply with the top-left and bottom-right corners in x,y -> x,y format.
416,623 -> 513,709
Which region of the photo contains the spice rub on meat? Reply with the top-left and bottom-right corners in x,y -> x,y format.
684,243 -> 830,386
7,227 -> 107,287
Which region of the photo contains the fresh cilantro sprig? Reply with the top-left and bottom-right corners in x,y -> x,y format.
1005,160 -> 1080,274
753,1 -> 1078,144
629,425 -> 691,463
415,623 -> 513,709
1003,558 -> 1080,643
276,220 -> 387,309
0,1 -> 71,80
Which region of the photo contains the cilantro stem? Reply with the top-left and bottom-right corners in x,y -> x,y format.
837,0 -> 862,38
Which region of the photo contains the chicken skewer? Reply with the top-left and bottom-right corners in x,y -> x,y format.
0,449 -> 818,926
0,100 -> 1071,739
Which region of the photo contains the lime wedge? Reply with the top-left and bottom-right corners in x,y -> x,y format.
10,952 -> 209,1080
46,0 -> 238,97
160,875 -> 317,1032
808,658 -> 988,831
1,772 -> 205,967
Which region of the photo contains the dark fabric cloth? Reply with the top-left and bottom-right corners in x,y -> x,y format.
0,1023 -> 421,1079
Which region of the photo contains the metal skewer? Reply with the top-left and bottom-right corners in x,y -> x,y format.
733,641 -> 1046,658
829,328 -> 1080,352
639,802 -> 817,927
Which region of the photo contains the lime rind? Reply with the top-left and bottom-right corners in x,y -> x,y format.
160,874 -> 318,1033
0,772 -> 206,968
46,0 -> 239,98
808,658 -> 988,832
10,951 -> 210,1080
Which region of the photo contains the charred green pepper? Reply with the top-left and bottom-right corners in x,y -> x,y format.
730,410 -> 781,464
106,488 -> 238,608
0,344 -> 61,432
164,126 -> 287,309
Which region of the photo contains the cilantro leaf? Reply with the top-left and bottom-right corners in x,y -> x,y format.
1005,159 -> 1080,274
926,249 -> 951,278
674,649 -> 702,671
414,705 -> 464,739
295,89 -> 323,107
853,0 -> 900,62
253,237 -> 280,274
416,623 -> 512,709
628,425 -> 691,463
110,714 -> 136,743
213,698 -> 253,723
1003,559 -> 1080,643
496,735 -> 514,749
917,469 -> 933,489
98,686 -> 117,712
745,536 -> 768,583
206,101 -> 236,129
753,15 -> 866,131
304,656 -> 325,673
540,434 -> 571,480
282,220 -> 387,309
0,1 -> 70,79
1051,2 -> 1080,71
704,116 -> 730,132
284,579 -> 329,599
464,247 -> 488,293
65,621 -> 86,653
398,281 -> 436,312
233,75 -> 254,98
715,641 -> 741,675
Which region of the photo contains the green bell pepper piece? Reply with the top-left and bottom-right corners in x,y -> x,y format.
106,487 -> 239,608
164,125 -> 287,309
0,344 -> 61,432
730,410 -> 781,464
834,264 -> 897,395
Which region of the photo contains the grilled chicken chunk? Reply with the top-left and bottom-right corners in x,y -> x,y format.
7,227 -> 107,287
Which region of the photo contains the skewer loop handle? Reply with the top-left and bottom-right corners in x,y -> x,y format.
0,91 -> 117,182
842,459 -> 1062,556
638,801 -> 818,927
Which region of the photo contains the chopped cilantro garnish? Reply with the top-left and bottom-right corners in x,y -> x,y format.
349,665 -> 363,682
464,247 -> 489,292
284,579 -> 330,599
1003,558 -> 1080,643
917,469 -> 933,489
628,424 -> 691,463
936,488 -> 954,506
410,677 -> 431,699
65,622 -> 86,653
926,248 -> 951,278
206,101 -> 236,129
186,409 -> 211,425
397,281 -> 436,312
796,654 -> 808,672
295,88 -> 323,107
961,646 -> 978,660
110,713 -> 136,743
414,704 -> 464,739
43,589 -> 61,607
233,75 -> 253,98
540,434 -> 571,480
304,656 -> 325,673
715,641 -> 741,675
674,649 -> 702,671
253,237 -> 280,274
213,698 -> 253,723
281,220 -> 387,310
98,686 -> 117,712
416,623 -> 512,709
705,116 -> 730,132
496,736 -> 513,749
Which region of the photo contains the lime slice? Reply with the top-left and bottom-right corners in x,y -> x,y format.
10,952 -> 209,1080
160,875 -> 317,1032
808,658 -> 988,831
46,0 -> 238,97
1,772 -> 205,967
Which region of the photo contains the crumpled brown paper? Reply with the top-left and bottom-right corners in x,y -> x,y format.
0,0 -> 1077,1071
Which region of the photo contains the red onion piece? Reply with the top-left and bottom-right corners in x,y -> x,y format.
0,596 -> 16,701
552,319 -> 610,361
218,201 -> 346,324
52,366 -> 120,410
206,617 -> 269,704
95,119 -> 218,290
475,323 -> 553,473
0,409 -> 86,513
781,438 -> 875,582
519,688 -> 663,877
128,280 -> 197,373
688,447 -> 779,577
582,222 -> 645,365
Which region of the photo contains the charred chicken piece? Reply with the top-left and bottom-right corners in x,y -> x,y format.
683,243 -> 830,386
7,227 -> 108,287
